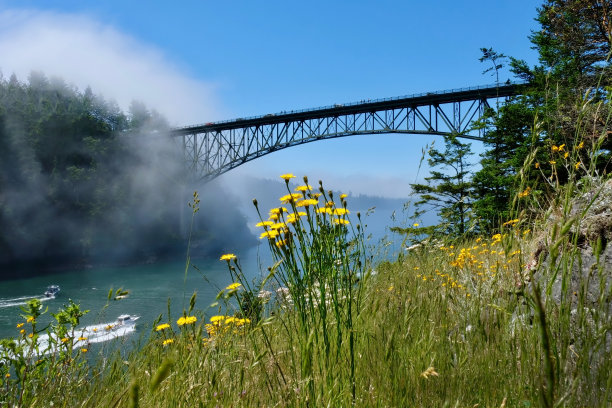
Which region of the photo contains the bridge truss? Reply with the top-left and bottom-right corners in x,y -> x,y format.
171,83 -> 522,182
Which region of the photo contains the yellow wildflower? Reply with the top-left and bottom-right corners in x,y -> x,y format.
210,315 -> 225,324
81,348 -> 88,353
340,194 -> 348,199
552,145 -> 559,152
502,219 -> 519,226
280,193 -> 302,203
574,162 -> 581,170
334,218 -> 350,225
225,282 -> 242,291
61,337 -> 69,343
78,337 -> 87,341
280,173 -> 296,181
296,199 -> 318,207
19,329 -> 25,335
295,185 -> 312,192
518,187 -> 531,198
269,207 -> 286,215
177,316 -> 197,326
16,323 -> 24,328
220,253 -> 237,261
333,208 -> 350,216
564,152 -> 569,159
260,230 -> 279,240
155,323 -> 171,331
413,223 -> 419,227
255,221 -> 274,227
535,162 -> 540,168
549,160 -> 556,165
26,316 -> 34,323
559,144 -> 565,151
163,339 -> 174,346
577,141 -> 584,149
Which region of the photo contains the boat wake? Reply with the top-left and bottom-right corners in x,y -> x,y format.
0,286 -> 61,308
38,315 -> 139,353
0,295 -> 53,309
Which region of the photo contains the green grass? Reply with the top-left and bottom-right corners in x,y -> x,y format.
2,189 -> 610,406
1,93 -> 611,407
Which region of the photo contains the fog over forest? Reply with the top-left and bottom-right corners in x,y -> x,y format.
0,72 -> 255,277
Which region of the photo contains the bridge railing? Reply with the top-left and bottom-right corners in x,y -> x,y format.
173,81 -> 528,131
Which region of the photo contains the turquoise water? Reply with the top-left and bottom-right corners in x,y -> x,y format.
0,247 -> 267,347
0,197 -> 406,352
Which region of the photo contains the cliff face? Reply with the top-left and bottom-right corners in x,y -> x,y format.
525,178 -> 612,376
528,178 -> 612,311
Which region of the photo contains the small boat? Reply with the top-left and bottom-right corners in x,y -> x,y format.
115,314 -> 139,326
44,285 -> 60,298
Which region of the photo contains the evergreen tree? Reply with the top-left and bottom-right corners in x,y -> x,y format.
472,98 -> 536,230
472,0 -> 611,230
410,135 -> 474,237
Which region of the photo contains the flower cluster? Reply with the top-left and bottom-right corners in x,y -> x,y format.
253,176 -> 353,251
205,315 -> 251,338
177,316 -> 197,326
412,225 -> 532,299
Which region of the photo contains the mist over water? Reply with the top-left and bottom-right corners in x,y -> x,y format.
0,73 -> 255,277
0,72 -> 430,356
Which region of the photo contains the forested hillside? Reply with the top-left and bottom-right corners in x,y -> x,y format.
407,0 -> 611,238
0,72 -> 253,274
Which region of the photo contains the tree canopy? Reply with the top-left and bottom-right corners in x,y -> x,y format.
0,72 -> 253,274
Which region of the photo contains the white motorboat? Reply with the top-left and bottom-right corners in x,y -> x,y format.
3,315 -> 141,358
44,285 -> 60,298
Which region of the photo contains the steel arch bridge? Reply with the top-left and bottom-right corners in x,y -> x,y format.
170,83 -> 524,182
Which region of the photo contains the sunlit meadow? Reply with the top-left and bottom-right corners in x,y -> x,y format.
1,90 -> 611,407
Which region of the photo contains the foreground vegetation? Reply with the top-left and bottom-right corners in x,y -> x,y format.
1,1 -> 610,406
1,146 -> 611,406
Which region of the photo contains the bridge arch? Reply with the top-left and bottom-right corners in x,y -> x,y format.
171,83 -> 524,182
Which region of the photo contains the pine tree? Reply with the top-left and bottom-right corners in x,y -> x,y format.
472,0 -> 612,230
410,134 -> 474,237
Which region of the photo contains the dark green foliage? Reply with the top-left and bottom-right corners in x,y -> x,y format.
0,72 -> 254,273
530,0 -> 611,153
237,289 -> 264,324
531,0 -> 611,88
0,71 -> 138,266
471,0 -> 611,231
410,135 -> 474,237
472,96 -> 537,230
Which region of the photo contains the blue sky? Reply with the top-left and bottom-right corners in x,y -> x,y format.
0,1 -> 540,197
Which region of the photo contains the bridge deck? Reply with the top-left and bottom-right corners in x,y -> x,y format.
171,83 -> 522,136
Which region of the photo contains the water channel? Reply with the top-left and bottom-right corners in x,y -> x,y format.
0,247 -> 268,349
0,196 -> 407,354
